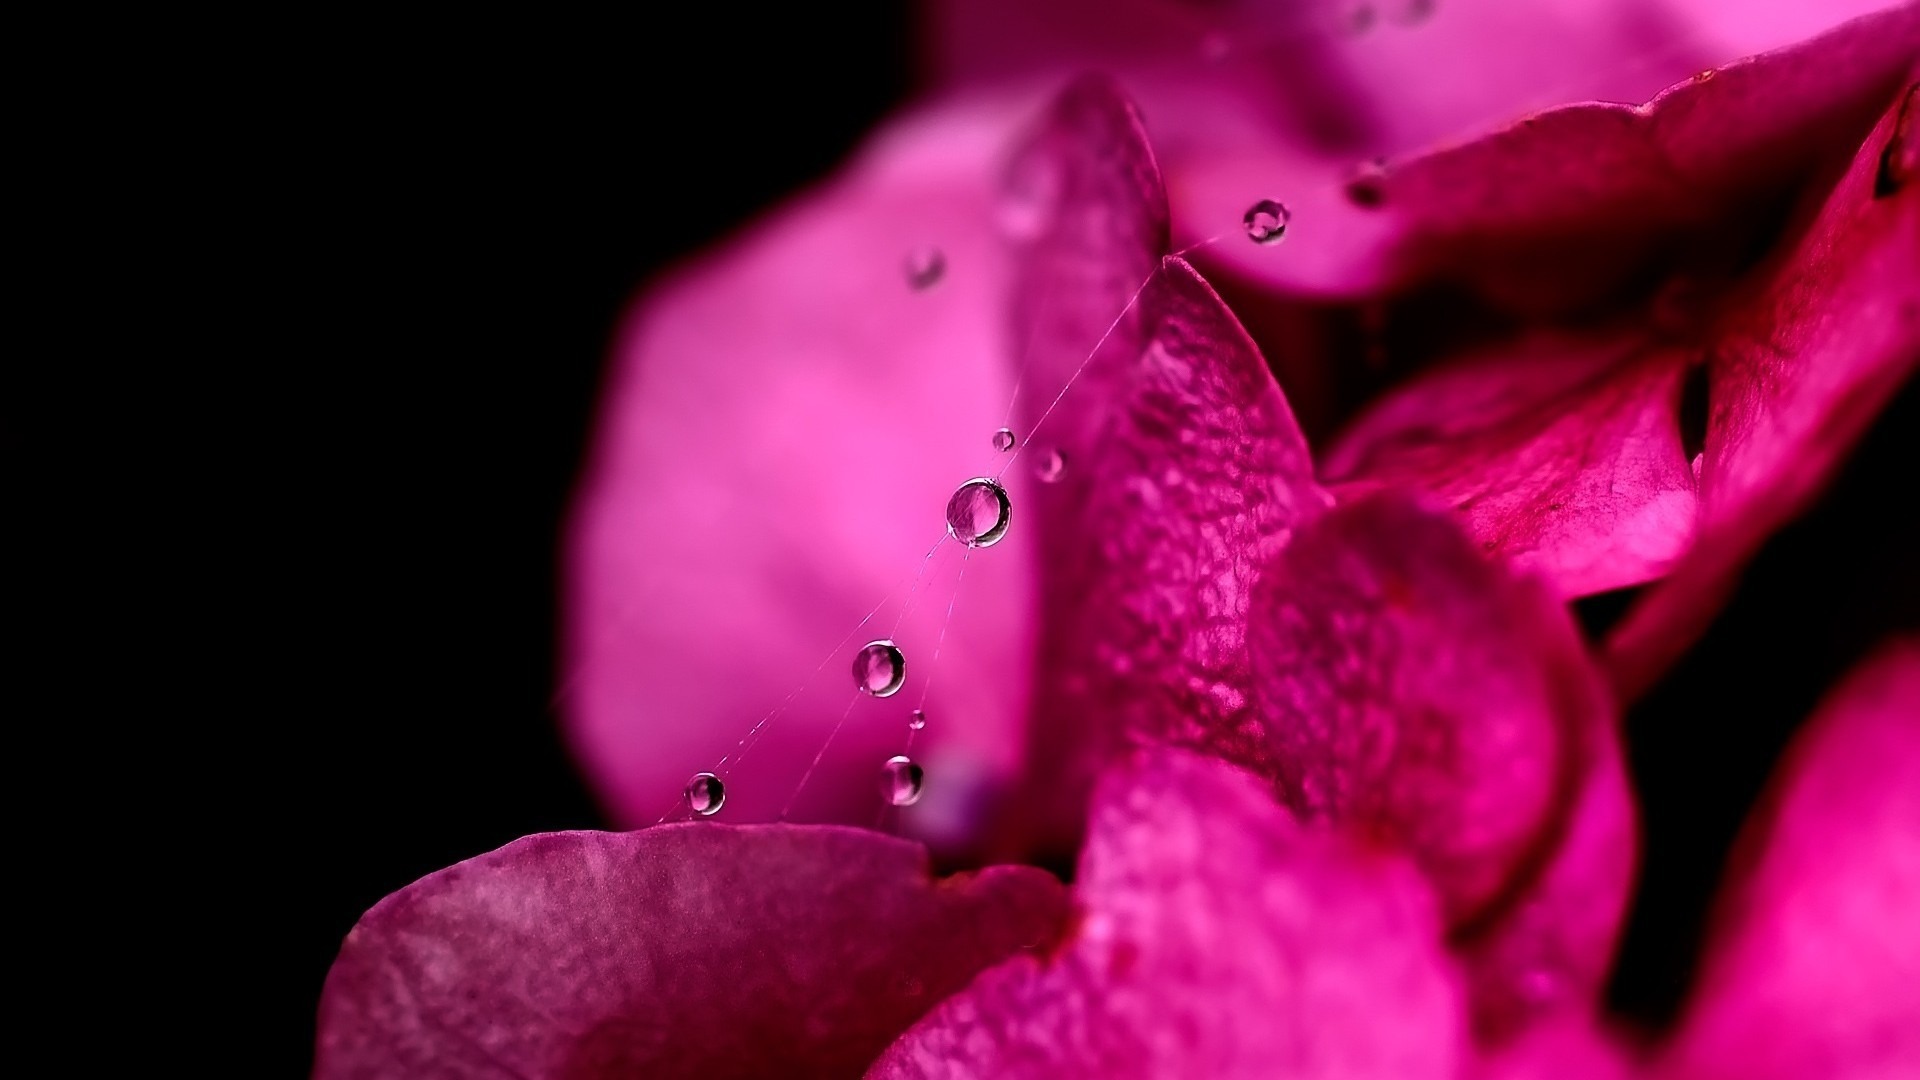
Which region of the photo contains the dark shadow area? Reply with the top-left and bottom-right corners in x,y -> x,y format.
1606,374 -> 1920,1027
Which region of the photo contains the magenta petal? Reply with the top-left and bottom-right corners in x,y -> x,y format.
1248,494 -> 1636,1038
315,825 -> 1071,1079
1324,329 -> 1698,599
1659,639 -> 1920,1079
871,751 -> 1465,1078
566,99 -> 1041,831
1358,5 -> 1919,312
1607,72 -> 1920,698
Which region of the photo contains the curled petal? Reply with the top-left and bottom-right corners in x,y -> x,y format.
1004,75 -> 1324,858
1249,494 -> 1635,1038
1659,639 -> 1920,1079
316,825 -> 1071,1078
872,751 -> 1464,1079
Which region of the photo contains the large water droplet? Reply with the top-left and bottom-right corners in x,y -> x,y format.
946,478 -> 1012,548
909,708 -> 927,730
1035,448 -> 1067,483
1243,200 -> 1291,245
991,427 -> 1017,453
684,772 -> 726,816
881,754 -> 925,806
854,640 -> 907,697
905,246 -> 946,290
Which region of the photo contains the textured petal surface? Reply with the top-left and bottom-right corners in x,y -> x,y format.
1324,328 -> 1698,598
1659,639 -> 1920,1079
316,825 -> 1071,1079
1248,494 -> 1634,1037
1607,72 -> 1920,697
1001,76 -> 1325,858
870,751 -> 1464,1079
566,99 -> 1041,833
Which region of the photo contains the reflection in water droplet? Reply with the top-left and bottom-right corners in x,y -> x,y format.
854,640 -> 907,697
1243,199 -> 1291,245
992,427 -> 1017,453
684,772 -> 726,816
909,708 -> 927,730
1035,448 -> 1067,483
946,478 -> 1012,548
905,246 -> 946,290
881,754 -> 926,806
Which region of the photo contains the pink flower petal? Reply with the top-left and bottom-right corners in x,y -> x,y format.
1658,639 -> 1920,1079
870,751 -> 1465,1078
1248,493 -> 1635,1037
1323,327 -> 1698,598
1607,71 -> 1920,698
565,99 -> 1042,831
995,76 -> 1327,858
315,825 -> 1071,1078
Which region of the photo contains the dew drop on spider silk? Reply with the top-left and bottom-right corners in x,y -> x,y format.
1035,448 -> 1067,483
905,246 -> 946,290
854,640 -> 907,697
881,755 -> 926,806
909,708 -> 927,730
992,427 -> 1017,453
1243,199 -> 1291,245
946,478 -> 1012,548
684,772 -> 726,816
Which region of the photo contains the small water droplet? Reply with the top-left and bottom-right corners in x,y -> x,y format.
881,754 -> 926,806
1035,448 -> 1067,483
991,427 -> 1017,453
905,246 -> 946,290
1243,199 -> 1291,245
909,708 -> 927,730
1345,159 -> 1387,208
684,772 -> 726,816
854,640 -> 907,697
946,478 -> 1012,548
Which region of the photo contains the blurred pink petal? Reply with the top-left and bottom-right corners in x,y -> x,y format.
1657,639 -> 1920,1079
565,99 -> 1041,830
1248,493 -> 1634,1037
314,826 -> 1070,1079
1002,76 -> 1327,858
870,751 -> 1465,1078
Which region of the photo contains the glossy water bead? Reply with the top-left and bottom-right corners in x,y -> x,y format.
992,427 -> 1017,452
684,772 -> 726,816
854,640 -> 907,697
945,478 -> 1012,548
880,755 -> 926,806
1243,199 -> 1291,244
909,708 -> 927,730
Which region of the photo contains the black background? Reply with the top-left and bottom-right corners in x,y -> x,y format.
265,8 -> 912,1073
250,8 -> 1917,1074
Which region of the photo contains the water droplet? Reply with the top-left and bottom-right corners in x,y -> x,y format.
1035,448 -> 1067,483
881,754 -> 925,806
946,478 -> 1012,548
909,708 -> 927,730
991,427 -> 1017,453
684,772 -> 726,816
1345,159 -> 1387,208
1242,199 -> 1291,245
1875,85 -> 1917,199
905,246 -> 946,290
854,640 -> 907,697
